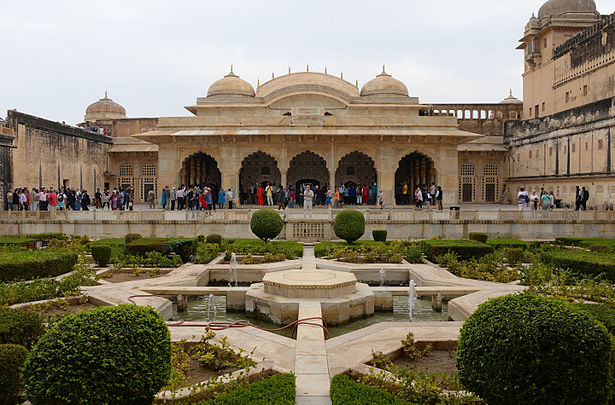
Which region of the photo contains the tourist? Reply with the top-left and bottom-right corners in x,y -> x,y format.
265,183 -> 273,206
199,190 -> 207,211
257,184 -> 264,206
402,183 -> 408,205
160,187 -> 167,209
549,191 -> 555,209
429,182 -> 437,206
414,186 -> 423,209
217,188 -> 226,209
517,187 -> 529,211
19,189 -> 28,211
68,189 -> 76,210
356,185 -> 363,205
581,186 -> 590,210
168,187 -> 175,210
530,190 -> 539,210
276,186 -> 286,210
163,186 -> 170,210
288,187 -> 296,208
304,185 -> 314,212
57,189 -> 66,211
371,183 -> 377,205
6,190 -> 13,211
95,188 -> 101,209
30,188 -> 38,211
436,186 -> 443,210
75,189 -> 82,211
575,186 -> 582,210
48,189 -> 58,213
325,188 -> 332,207
362,185 -> 368,206
81,190 -> 90,211
541,191 -> 551,218
101,190 -> 109,209
147,189 -> 155,209
176,186 -> 184,210
378,190 -> 385,209
250,184 -> 257,205
117,190 -> 124,211
227,188 -> 235,209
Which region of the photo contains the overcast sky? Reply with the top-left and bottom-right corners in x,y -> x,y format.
2,0 -> 615,125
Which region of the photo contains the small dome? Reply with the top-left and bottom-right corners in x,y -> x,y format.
499,90 -> 523,104
84,91 -> 126,121
360,66 -> 408,97
538,0 -> 597,19
207,67 -> 255,98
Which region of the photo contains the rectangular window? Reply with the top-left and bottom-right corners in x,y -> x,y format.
598,139 -> 604,149
535,105 -> 539,117
583,85 -> 588,96
565,92 -> 570,103
542,102 -> 545,111
572,143 -> 576,153
544,38 -> 548,49
585,142 -> 588,151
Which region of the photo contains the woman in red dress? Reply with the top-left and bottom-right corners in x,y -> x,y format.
257,186 -> 265,205
362,185 -> 368,205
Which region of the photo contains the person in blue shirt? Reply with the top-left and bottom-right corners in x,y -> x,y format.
218,189 -> 226,209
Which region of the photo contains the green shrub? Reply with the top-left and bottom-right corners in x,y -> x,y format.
195,243 -> 222,264
0,237 -> 36,246
457,294 -> 613,404
205,233 -> 223,245
124,233 -> 142,244
403,245 -> 423,263
574,303 -> 615,335
334,209 -> 365,244
330,374 -> 403,405
197,234 -> 205,243
164,238 -> 196,263
24,305 -> 171,404
201,373 -> 295,405
262,253 -> 286,263
422,239 -> 493,262
225,239 -> 303,259
250,209 -> 284,242
0,344 -> 28,404
125,237 -> 167,256
540,250 -> 615,281
589,244 -> 610,253
468,232 -> 488,243
504,247 -> 526,264
90,244 -> 111,267
486,238 -> 529,250
0,250 -> 78,282
0,309 -> 45,349
372,229 -> 387,242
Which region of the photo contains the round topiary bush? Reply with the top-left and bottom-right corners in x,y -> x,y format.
457,293 -> 613,404
334,209 -> 365,244
125,233 -> 142,245
90,244 -> 111,267
468,232 -> 488,243
206,233 -> 223,245
250,209 -> 284,242
24,305 -> 172,404
0,344 -> 28,404
372,229 -> 387,242
0,308 -> 45,349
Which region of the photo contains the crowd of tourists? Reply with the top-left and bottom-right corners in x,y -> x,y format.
396,182 -> 444,210
6,187 -> 138,212
517,185 -> 589,212
77,123 -> 111,136
153,185 -> 234,212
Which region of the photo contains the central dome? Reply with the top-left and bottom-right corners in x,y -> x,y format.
538,0 -> 597,19
84,92 -> 126,121
207,68 -> 255,98
255,72 -> 360,99
360,67 -> 408,97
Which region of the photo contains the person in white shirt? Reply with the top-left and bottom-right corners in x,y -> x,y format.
518,187 -> 529,211
226,188 -> 235,209
530,190 -> 540,210
414,186 -> 423,209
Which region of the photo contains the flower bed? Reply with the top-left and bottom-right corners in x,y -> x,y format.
421,239 -> 494,262
315,241 -> 423,264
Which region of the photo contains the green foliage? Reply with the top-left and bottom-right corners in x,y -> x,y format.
200,373 -> 295,405
0,233 -> 66,242
262,253 -> 286,263
0,308 -> 45,349
0,344 -> 28,404
250,209 -> 284,242
541,249 -> 615,281
0,237 -> 36,246
24,304 -> 172,405
403,245 -> 424,264
224,239 -> 303,259
457,293 -> 613,405
125,237 -> 167,256
503,247 -> 526,264
124,233 -> 142,244
205,233 -> 223,245
0,250 -> 78,282
90,244 -> 111,267
334,209 -> 365,244
486,238 -> 529,249
120,251 -> 183,268
401,332 -> 432,361
468,232 -> 488,243
574,302 -> 615,335
422,239 -> 494,262
589,244 -> 611,253
164,238 -> 197,262
434,252 -> 458,267
331,374 -> 404,405
372,229 -> 387,242
195,243 -> 222,264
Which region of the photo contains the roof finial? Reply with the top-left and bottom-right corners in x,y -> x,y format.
510,89 -> 513,97
325,66 -> 328,74
104,90 -> 108,99
257,78 -> 260,87
382,64 -> 386,74
306,64 -> 309,72
272,72 -> 275,79
355,79 -> 358,88
230,64 -> 234,74
289,66 -> 291,74
340,72 -> 343,79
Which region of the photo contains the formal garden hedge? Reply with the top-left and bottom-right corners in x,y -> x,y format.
125,237 -> 167,256
205,233 -> 223,245
422,239 -> 494,262
0,308 -> 45,349
574,303 -> 615,335
0,344 -> 29,404
372,229 -> 387,242
0,236 -> 37,246
457,294 -> 613,404
224,239 -> 303,259
314,241 -> 423,264
486,238 -> 529,249
333,209 -> 365,243
330,374 -> 404,405
250,208 -> 284,242
555,237 -> 615,249
24,305 -> 171,404
540,250 -> 615,281
124,233 -> 142,244
90,244 -> 111,267
0,250 -> 78,282
200,373 -> 295,405
468,232 -> 488,243
1,233 -> 65,242
164,238 -> 197,262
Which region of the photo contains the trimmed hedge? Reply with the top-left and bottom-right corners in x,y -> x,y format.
205,233 -> 223,245
0,308 -> 45,349
250,209 -> 284,242
0,250 -> 78,282
91,245 -> 111,267
164,238 -> 197,263
330,374 -> 404,405
372,229 -> 387,242
556,237 -> 615,248
24,305 -> 172,404
0,237 -> 36,246
468,232 -> 488,243
124,233 -> 142,244
422,239 -> 494,262
334,209 -> 365,244
486,238 -> 529,250
125,237 -> 167,256
0,344 -> 28,404
225,239 -> 303,259
457,294 -> 613,404
540,250 -> 615,281
574,303 -> 615,335
202,373 -> 295,405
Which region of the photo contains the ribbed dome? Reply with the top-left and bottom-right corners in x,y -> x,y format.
499,90 -> 523,104
538,0 -> 597,19
360,67 -> 408,97
207,67 -> 255,98
84,92 -> 126,121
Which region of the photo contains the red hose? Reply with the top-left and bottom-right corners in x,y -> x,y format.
127,294 -> 331,339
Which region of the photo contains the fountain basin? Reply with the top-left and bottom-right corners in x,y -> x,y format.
262,269 -> 357,298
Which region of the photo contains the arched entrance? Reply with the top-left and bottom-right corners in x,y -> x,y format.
287,151 -> 329,189
239,151 -> 281,188
335,151 -> 376,188
395,152 -> 437,205
180,152 -> 221,189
